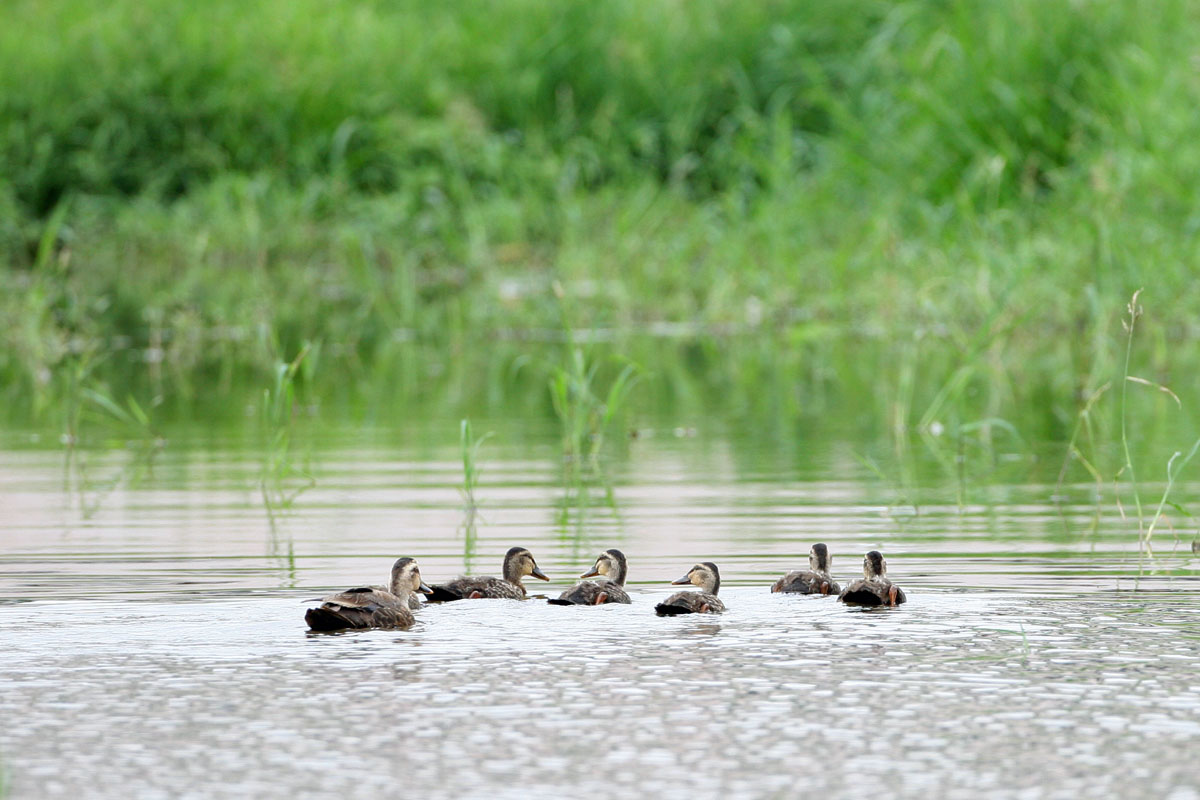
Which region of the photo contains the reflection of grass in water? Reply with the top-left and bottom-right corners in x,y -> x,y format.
275,539 -> 298,590
1054,382 -> 1110,538
61,384 -> 164,518
458,418 -> 493,573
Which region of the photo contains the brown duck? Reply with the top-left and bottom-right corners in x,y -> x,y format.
548,548 -> 632,605
771,543 -> 841,595
838,550 -> 907,607
305,557 -> 431,631
427,546 -> 548,601
655,562 -> 725,616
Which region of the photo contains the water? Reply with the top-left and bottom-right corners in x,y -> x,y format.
2,423 -> 1199,798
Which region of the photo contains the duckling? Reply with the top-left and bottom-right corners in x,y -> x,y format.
427,546 -> 549,601
305,557 -> 432,631
548,548 -> 632,606
771,543 -> 841,595
838,550 -> 907,607
655,562 -> 725,616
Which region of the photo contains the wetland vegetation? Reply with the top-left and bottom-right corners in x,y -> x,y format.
3,1 -> 1199,421
3,0 -> 1200,548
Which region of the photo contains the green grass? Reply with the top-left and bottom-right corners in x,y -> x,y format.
458,417 -> 492,571
549,346 -> 640,473
260,342 -> 316,523
2,0 -> 1200,462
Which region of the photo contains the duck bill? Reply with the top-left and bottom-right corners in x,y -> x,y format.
670,575 -> 692,585
418,581 -> 434,594
531,565 -> 550,581
579,567 -> 601,579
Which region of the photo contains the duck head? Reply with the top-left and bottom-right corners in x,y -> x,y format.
671,561 -> 720,595
580,548 -> 628,586
809,543 -> 832,574
862,550 -> 888,580
389,557 -> 433,598
502,546 -> 549,585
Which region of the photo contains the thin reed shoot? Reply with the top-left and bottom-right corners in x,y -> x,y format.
260,342 -> 316,523
458,418 -> 493,571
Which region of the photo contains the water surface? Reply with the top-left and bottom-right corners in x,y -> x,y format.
2,424 -> 1198,798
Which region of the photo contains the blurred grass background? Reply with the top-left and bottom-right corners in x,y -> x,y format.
2,0 -> 1198,444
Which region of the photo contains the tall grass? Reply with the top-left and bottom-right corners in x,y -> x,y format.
1041,290 -> 1200,571
1,0 -> 1199,437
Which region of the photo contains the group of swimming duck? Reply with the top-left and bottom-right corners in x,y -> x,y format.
305,543 -> 906,631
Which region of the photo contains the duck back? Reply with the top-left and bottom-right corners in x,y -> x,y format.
428,576 -> 525,601
549,580 -> 632,606
838,579 -> 906,607
352,583 -> 422,609
655,591 -> 725,616
772,570 -> 841,595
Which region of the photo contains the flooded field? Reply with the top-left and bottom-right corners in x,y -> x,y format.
2,423 -> 1199,798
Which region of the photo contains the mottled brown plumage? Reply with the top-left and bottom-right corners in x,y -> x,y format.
771,543 -> 841,595
344,584 -> 423,609
838,550 -> 907,608
305,557 -> 431,631
549,548 -> 632,606
655,561 -> 725,616
427,546 -> 548,601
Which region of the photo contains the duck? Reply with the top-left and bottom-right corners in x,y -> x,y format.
771,543 -> 841,595
548,548 -> 632,605
838,550 -> 907,607
305,557 -> 432,631
655,562 -> 725,616
426,546 -> 549,601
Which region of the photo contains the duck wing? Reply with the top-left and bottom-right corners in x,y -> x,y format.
428,576 -> 525,601
317,586 -> 392,608
548,580 -> 631,606
655,591 -> 724,616
772,571 -> 841,595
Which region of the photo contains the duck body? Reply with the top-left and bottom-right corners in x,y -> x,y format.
305,587 -> 415,630
428,546 -> 549,601
771,543 -> 840,595
427,576 -> 526,601
838,550 -> 906,608
771,570 -> 840,595
655,561 -> 725,616
549,548 -> 632,606
838,579 -> 906,607
655,591 -> 724,616
550,580 -> 631,606
305,557 -> 431,631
